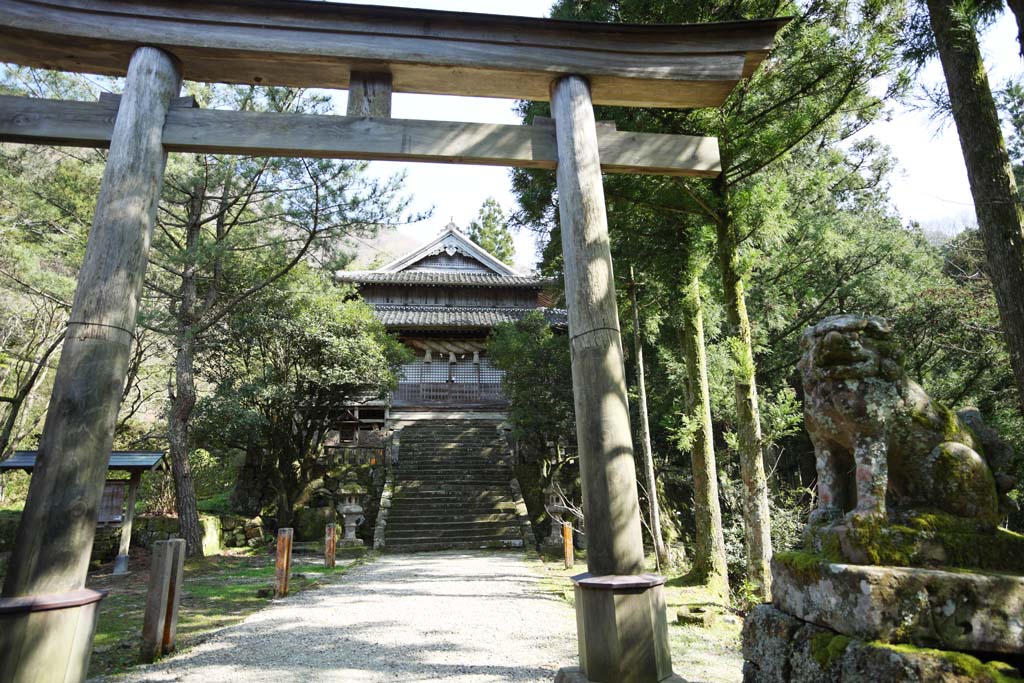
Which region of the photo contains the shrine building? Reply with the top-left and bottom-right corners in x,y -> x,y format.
335,224 -> 565,425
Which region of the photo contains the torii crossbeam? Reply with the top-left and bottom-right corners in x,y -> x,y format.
0,3 -> 785,682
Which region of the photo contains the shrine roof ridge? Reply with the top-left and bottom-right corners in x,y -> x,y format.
336,271 -> 554,289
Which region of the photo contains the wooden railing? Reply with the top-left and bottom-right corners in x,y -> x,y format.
392,382 -> 506,407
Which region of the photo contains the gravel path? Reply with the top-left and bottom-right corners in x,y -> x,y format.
110,551 -> 577,683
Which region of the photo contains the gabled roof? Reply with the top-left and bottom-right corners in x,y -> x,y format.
375,223 -> 521,277
1,450 -> 165,473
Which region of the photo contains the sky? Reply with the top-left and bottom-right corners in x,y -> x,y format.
338,0 -> 1021,272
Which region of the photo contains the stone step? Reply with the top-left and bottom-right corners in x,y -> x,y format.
396,476 -> 510,485
401,448 -> 503,455
385,419 -> 521,553
397,462 -> 505,466
392,488 -> 509,498
391,501 -> 520,511
385,538 -> 524,553
399,464 -> 506,472
392,494 -> 510,504
386,525 -> 522,541
386,512 -> 517,524
394,483 -> 510,493
387,520 -> 520,534
398,464 -> 508,472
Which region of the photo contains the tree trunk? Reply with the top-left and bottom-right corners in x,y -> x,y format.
714,178 -> 773,601
680,274 -> 730,598
168,334 -> 203,556
1006,0 -> 1024,60
628,268 -> 669,568
926,0 -> 1024,418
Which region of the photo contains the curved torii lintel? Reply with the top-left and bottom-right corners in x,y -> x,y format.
0,0 -> 788,109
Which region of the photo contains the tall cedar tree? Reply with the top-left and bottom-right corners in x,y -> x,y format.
467,197 -> 516,266
910,0 -> 1024,418
514,0 -> 907,599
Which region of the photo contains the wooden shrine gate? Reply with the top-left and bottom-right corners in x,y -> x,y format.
0,3 -> 785,682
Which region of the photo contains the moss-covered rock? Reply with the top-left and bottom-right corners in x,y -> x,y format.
771,555 -> 1024,654
743,604 -> 1024,683
804,514 -> 1024,573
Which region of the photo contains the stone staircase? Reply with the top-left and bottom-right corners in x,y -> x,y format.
386,419 -> 524,552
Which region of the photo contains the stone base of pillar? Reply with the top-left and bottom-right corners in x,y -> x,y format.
0,588 -> 106,683
112,554 -> 129,575
338,538 -> 365,548
569,573 -> 674,683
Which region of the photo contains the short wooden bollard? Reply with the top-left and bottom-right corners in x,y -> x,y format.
325,523 -> 337,569
562,522 -> 574,569
274,527 -> 294,598
139,538 -> 185,663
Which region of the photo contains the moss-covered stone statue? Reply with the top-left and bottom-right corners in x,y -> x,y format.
742,314 -> 1024,682
798,314 -> 1016,528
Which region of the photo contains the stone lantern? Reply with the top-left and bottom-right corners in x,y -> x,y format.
336,471 -> 367,547
544,485 -> 565,545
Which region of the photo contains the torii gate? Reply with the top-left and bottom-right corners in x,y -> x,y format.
0,2 -> 785,682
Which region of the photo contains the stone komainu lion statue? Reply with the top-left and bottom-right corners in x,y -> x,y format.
798,314 -> 1017,527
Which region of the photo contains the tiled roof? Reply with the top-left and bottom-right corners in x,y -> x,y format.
336,271 -> 552,288
372,304 -> 567,329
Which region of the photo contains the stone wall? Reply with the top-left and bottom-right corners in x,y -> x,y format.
131,514 -> 223,555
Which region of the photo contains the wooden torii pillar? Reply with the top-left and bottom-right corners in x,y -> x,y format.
0,46 -> 180,682
0,4 -> 785,682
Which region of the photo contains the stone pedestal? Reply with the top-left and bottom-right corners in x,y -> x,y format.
570,573 -> 673,683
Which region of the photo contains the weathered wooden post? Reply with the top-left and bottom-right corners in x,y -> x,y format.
113,471 -> 143,575
347,71 -> 393,118
0,46 -> 181,683
139,538 -> 185,663
161,539 -> 185,656
274,527 -> 294,598
550,74 -> 673,683
562,522 -> 574,570
325,522 -> 337,569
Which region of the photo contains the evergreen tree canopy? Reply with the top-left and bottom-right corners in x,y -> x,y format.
467,197 -> 516,266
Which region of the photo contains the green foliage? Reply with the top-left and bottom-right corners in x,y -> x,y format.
195,268 -> 410,521
467,197 -> 516,266
488,311 -> 575,459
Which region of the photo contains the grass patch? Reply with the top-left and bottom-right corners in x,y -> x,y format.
86,547 -> 368,678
